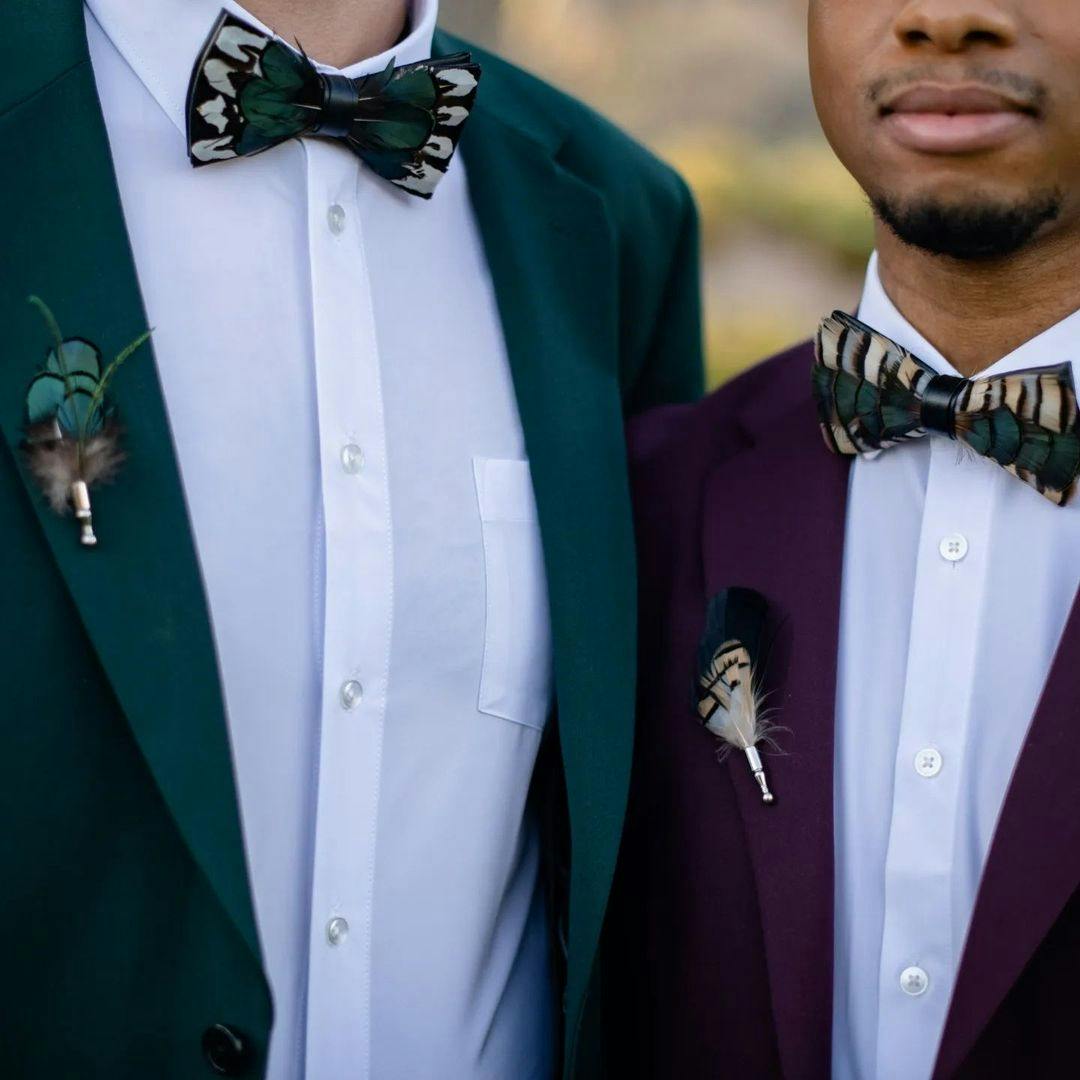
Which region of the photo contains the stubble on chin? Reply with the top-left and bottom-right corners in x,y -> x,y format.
870,188 -> 1063,260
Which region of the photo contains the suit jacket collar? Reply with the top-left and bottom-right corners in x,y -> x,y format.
438,32 -> 568,158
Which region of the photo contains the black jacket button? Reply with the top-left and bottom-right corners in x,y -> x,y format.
202,1024 -> 252,1076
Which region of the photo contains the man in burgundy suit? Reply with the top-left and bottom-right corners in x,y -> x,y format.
611,1 -> 1080,1077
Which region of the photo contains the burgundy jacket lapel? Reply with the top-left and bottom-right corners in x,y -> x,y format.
936,590 -> 1080,1076
700,344 -> 850,1079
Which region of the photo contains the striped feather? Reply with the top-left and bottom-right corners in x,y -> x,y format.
695,588 -> 777,803
955,362 -> 1080,503
696,588 -> 768,744
813,310 -> 927,455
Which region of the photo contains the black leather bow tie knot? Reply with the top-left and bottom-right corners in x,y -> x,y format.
813,310 -> 1080,506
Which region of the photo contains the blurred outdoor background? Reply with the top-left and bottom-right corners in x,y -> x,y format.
441,0 -> 873,388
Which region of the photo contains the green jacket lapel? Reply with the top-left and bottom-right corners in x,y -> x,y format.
0,0 -> 260,965
440,34 -> 635,1071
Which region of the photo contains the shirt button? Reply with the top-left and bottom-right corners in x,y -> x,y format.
341,443 -> 365,475
340,680 -> 363,710
939,533 -> 969,562
901,966 -> 930,996
327,203 -> 347,235
915,748 -> 943,778
326,916 -> 349,946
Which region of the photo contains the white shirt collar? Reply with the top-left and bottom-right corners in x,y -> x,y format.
85,0 -> 439,137
857,249 -> 1080,381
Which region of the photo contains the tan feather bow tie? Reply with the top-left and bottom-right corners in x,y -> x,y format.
813,310 -> 1080,507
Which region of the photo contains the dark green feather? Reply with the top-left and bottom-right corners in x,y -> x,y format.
877,375 -> 921,439
239,41 -> 313,140
1018,426 -> 1080,491
852,377 -> 884,441
383,68 -> 437,111
832,368 -> 859,427
963,408 -> 1021,465
1015,428 -> 1053,475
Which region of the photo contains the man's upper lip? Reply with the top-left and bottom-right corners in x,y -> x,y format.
881,84 -> 1036,117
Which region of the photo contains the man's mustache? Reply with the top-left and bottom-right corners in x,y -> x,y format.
866,65 -> 1047,112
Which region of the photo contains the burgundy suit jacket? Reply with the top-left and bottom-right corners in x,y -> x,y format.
607,341 -> 1080,1079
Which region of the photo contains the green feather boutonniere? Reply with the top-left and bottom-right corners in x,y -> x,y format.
21,296 -> 151,547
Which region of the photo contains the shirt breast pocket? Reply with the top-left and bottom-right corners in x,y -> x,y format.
473,457 -> 554,732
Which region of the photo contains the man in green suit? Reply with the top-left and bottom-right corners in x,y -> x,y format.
0,0 -> 702,1076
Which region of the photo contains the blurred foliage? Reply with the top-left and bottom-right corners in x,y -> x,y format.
706,314 -> 806,388
443,0 -> 874,387
660,133 -> 874,271
662,130 -> 872,385
667,131 -> 871,384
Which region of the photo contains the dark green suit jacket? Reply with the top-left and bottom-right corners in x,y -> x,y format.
0,3 -> 703,1076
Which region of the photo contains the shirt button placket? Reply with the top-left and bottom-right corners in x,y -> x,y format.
306,143 -> 391,1077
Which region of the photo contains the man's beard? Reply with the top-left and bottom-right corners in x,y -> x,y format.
871,189 -> 1062,260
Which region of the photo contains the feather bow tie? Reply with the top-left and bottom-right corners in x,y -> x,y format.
814,310 -> 1080,506
186,9 -> 481,199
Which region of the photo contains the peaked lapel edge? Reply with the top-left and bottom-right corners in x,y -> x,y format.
701,372 -> 850,1080
0,9 -> 261,968
936,587 -> 1080,1076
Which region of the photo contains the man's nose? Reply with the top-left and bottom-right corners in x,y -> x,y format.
893,0 -> 1019,52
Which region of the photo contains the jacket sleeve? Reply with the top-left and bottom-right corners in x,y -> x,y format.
626,178 -> 706,415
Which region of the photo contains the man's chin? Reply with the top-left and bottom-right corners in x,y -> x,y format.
871,189 -> 1062,260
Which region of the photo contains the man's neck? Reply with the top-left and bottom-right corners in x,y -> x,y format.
243,0 -> 410,69
875,222 -> 1080,378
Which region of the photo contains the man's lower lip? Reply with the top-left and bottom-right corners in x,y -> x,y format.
881,111 -> 1033,153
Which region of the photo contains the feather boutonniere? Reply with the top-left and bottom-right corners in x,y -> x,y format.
21,296 -> 151,547
696,587 -> 778,805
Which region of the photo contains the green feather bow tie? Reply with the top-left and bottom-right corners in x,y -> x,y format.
814,310 -> 1080,507
186,9 -> 481,199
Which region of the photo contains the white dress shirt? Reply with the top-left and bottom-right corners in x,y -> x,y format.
85,1 -> 556,1076
832,254 -> 1080,1079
